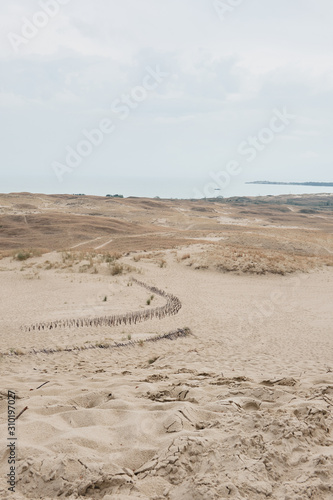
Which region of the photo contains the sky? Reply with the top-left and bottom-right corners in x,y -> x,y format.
0,0 -> 332,198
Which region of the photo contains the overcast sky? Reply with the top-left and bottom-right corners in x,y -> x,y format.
1,0 -> 332,198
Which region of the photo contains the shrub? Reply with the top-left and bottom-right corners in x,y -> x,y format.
15,251 -> 31,261
14,249 -> 42,261
110,262 -> 123,275
104,252 -> 122,263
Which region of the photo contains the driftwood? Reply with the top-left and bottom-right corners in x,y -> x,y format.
21,279 -> 182,333
15,406 -> 28,420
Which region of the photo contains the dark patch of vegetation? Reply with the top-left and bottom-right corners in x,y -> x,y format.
14,249 -> 41,261
299,209 -> 318,214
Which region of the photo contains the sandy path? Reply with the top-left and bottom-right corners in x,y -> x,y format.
94,238 -> 113,250
71,237 -> 103,249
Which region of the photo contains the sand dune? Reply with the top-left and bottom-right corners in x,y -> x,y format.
0,193 -> 333,499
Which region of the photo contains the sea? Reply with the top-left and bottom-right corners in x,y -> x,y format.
103,179 -> 333,199
6,176 -> 333,200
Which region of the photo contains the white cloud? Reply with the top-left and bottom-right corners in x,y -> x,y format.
1,0 -> 332,196
0,92 -> 27,108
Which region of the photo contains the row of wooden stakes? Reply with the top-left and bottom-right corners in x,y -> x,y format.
22,279 -> 182,332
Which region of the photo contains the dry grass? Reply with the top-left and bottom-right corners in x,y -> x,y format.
104,252 -> 122,262
13,249 -> 43,261
0,250 -> 15,260
56,250 -> 126,275
0,193 -> 332,276
190,245 -> 333,275
110,262 -> 124,275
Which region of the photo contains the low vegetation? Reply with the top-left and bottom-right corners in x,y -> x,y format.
104,252 -> 122,263
110,262 -> 123,275
181,253 -> 191,260
55,250 -> 129,275
189,245 -> 333,275
13,249 -> 42,261
1,193 -> 332,278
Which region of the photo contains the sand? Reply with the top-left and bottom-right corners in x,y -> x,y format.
0,249 -> 333,500
0,193 -> 332,499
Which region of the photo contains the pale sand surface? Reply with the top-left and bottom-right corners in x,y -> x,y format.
1,250 -> 333,499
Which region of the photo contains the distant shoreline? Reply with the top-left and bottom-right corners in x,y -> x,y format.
247,181 -> 333,187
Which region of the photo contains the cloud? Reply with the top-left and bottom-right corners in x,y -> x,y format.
1,0 -> 332,196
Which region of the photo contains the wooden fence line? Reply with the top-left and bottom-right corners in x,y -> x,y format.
22,279 -> 182,332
